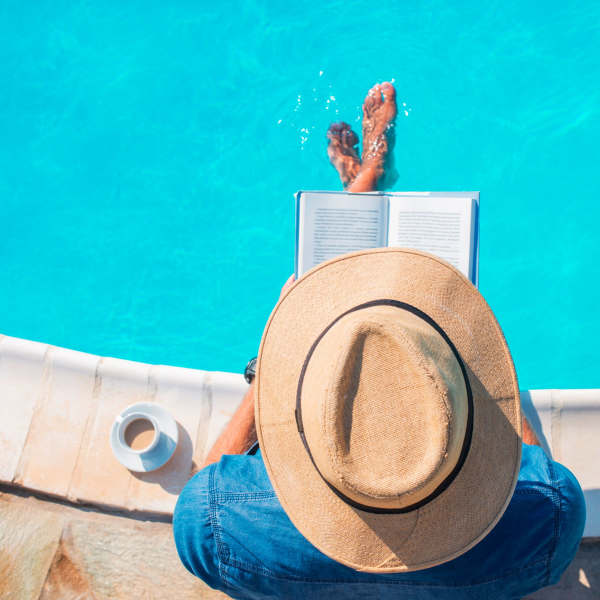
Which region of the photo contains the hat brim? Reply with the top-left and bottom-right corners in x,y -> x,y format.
255,248 -> 521,573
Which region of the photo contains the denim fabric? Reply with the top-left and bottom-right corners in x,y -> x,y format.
173,443 -> 585,600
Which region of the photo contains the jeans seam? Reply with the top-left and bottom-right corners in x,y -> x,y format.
208,464 -> 229,577
544,459 -> 561,587
514,482 -> 559,495
216,491 -> 277,503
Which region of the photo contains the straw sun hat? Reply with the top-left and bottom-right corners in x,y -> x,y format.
255,248 -> 521,573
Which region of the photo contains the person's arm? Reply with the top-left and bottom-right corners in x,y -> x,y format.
522,413 -> 541,446
200,382 -> 257,469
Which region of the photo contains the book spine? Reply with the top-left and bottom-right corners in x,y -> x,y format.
294,192 -> 301,278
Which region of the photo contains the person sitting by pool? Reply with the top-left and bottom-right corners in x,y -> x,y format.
173,82 -> 585,599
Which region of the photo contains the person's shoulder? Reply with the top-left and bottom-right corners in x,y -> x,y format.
517,443 -> 560,487
516,444 -> 586,531
516,443 -> 585,511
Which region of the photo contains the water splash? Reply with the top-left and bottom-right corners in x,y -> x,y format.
293,94 -> 302,113
279,71 -> 344,149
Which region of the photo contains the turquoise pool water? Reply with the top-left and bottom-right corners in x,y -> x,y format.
1,2 -> 598,389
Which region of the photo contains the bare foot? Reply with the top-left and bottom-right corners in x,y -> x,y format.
327,121 -> 361,189
360,82 -> 397,181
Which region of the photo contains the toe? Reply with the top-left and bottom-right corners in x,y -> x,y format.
327,122 -> 344,140
363,84 -> 382,116
339,122 -> 359,147
381,81 -> 397,119
339,121 -> 353,134
381,82 -> 396,103
371,84 -> 383,107
342,127 -> 359,147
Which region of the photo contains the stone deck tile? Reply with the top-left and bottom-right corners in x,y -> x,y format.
0,336 -> 48,483
125,365 -> 210,513
0,496 -> 64,600
1,489 -> 598,599
68,357 -> 154,510
0,492 -> 229,600
55,518 -> 225,599
16,347 -> 99,497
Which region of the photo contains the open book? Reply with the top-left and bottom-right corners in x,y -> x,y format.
295,191 -> 479,285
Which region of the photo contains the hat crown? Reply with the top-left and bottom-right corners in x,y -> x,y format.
301,306 -> 468,510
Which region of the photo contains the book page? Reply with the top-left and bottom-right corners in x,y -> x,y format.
387,196 -> 474,280
296,192 -> 387,276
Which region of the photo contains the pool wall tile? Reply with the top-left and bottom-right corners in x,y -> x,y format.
0,336 -> 48,483
16,346 -> 99,496
551,389 -> 600,537
123,369 -> 248,513
522,388 -> 600,537
202,371 -> 248,459
0,336 -> 597,529
68,356 -> 154,510
125,365 -> 210,513
521,389 -> 553,455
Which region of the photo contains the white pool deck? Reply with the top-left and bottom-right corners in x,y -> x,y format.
0,333 -> 598,598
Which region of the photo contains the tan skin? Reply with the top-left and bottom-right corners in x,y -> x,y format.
201,82 -> 539,470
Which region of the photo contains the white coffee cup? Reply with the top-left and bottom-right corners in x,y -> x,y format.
110,402 -> 178,472
116,412 -> 160,455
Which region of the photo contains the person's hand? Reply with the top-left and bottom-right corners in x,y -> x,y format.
279,274 -> 296,298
